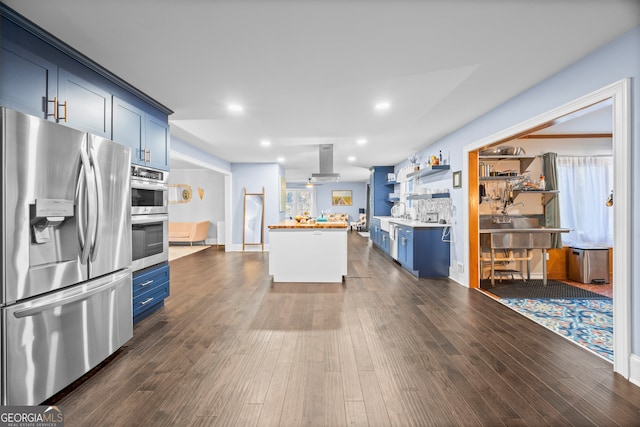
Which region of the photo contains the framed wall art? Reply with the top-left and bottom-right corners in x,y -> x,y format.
332,190 -> 352,206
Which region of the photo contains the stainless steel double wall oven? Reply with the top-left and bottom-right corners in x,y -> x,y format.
131,165 -> 169,271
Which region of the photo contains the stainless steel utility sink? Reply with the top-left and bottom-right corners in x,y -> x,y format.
479,216 -> 570,285
479,216 -> 568,249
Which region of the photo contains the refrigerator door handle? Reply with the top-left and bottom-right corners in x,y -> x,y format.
78,141 -> 96,264
76,159 -> 87,251
89,145 -> 103,262
12,270 -> 131,318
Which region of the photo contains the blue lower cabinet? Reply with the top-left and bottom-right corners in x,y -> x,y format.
397,225 -> 450,278
133,262 -> 170,324
381,230 -> 390,254
370,218 -> 381,247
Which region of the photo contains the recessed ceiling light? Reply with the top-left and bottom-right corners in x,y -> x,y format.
357,138 -> 367,145
348,156 -> 356,162
227,103 -> 244,113
374,101 -> 391,111
260,139 -> 271,147
276,156 -> 285,163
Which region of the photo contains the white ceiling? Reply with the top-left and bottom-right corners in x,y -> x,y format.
5,1 -> 638,181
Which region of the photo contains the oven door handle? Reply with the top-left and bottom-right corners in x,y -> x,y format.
131,214 -> 169,225
131,180 -> 168,191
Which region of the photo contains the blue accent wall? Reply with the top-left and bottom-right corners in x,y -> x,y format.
231,163 -> 285,246
399,26 -> 640,355
314,182 -> 367,223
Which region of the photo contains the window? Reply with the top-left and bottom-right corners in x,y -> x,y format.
285,189 -> 316,218
557,156 -> 613,246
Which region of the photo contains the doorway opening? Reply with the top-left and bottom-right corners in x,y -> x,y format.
463,79 -> 631,377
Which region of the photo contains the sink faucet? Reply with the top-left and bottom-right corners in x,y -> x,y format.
501,201 -> 525,215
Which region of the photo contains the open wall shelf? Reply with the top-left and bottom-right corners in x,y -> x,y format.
406,165 -> 450,180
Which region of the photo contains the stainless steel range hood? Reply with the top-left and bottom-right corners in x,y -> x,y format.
311,144 -> 341,182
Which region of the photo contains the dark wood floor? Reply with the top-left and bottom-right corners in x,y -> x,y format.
51,233 -> 640,426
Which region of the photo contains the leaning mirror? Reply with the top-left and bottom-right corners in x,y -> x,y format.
243,188 -> 265,251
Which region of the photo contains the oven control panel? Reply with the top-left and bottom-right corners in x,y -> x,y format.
131,165 -> 166,183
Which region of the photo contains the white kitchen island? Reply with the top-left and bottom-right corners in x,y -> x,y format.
268,220 -> 348,282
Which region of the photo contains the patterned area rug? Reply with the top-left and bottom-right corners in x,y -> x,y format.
497,298 -> 613,362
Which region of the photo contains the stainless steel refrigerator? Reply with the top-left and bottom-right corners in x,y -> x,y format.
1,107 -> 133,405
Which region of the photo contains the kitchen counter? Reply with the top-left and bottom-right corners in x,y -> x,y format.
268,220 -> 348,229
268,221 -> 347,282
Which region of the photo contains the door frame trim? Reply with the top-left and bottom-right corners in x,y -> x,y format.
462,78 -> 631,378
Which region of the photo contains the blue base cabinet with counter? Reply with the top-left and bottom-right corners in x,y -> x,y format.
370,217 -> 381,248
398,225 -> 450,278
133,263 -> 170,324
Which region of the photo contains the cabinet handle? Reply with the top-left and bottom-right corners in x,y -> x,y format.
402,237 -> 407,245
140,297 -> 154,306
60,101 -> 68,122
139,280 -> 154,287
47,97 -> 58,120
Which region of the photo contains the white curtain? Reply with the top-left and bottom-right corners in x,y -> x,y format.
556,156 -> 613,246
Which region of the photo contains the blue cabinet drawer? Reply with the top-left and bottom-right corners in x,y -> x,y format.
133,281 -> 169,318
132,263 -> 170,323
133,263 -> 169,297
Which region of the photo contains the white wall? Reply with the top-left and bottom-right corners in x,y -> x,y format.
168,168 -> 225,244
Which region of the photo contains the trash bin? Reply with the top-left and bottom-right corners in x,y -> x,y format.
567,245 -> 610,284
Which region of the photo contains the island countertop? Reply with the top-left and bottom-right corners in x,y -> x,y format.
268,220 -> 348,229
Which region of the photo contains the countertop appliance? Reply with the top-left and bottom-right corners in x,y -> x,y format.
567,245 -> 610,284
1,107 -> 133,405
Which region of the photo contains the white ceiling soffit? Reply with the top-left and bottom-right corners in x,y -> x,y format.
4,1 -> 639,181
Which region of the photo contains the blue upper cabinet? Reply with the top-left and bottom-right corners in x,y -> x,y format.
146,115 -> 169,170
113,96 -> 170,170
0,41 -> 56,119
0,5 -> 172,164
0,42 -> 112,138
113,96 -> 145,162
58,68 -> 112,138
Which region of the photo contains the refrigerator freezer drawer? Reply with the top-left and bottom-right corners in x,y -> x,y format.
2,270 -> 133,405
567,248 -> 610,284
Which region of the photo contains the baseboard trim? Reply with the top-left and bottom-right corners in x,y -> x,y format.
226,244 -> 270,252
629,354 -> 640,387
